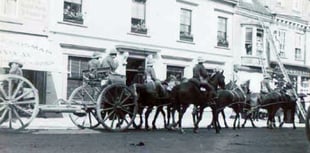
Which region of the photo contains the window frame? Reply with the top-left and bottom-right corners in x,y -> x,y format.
131,0 -> 147,34
0,0 -> 19,18
63,0 -> 84,24
217,16 -> 228,47
179,8 -> 193,42
166,65 -> 184,81
245,27 -> 253,55
67,56 -> 90,80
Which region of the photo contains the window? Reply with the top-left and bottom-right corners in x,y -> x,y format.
67,56 -> 89,98
131,0 -> 147,34
166,66 -> 184,81
277,30 -> 286,58
63,0 -> 83,24
245,27 -> 253,55
217,17 -> 228,47
295,33 -> 303,60
180,8 -> 193,42
0,0 -> 18,17
256,29 -> 264,56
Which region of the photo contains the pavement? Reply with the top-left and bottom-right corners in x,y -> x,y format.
24,107 -> 305,131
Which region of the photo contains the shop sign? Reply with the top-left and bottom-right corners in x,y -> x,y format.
0,33 -> 60,72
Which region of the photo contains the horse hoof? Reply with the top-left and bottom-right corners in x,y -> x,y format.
180,129 -> 185,134
207,125 -> 212,129
193,129 -> 199,133
152,126 -> 157,130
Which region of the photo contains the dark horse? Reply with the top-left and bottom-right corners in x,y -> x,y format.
169,71 -> 225,133
241,81 -> 297,129
131,81 -> 171,130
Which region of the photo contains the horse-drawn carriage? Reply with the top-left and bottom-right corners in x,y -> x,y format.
0,67 -> 138,131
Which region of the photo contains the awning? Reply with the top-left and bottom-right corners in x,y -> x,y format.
0,32 -> 60,72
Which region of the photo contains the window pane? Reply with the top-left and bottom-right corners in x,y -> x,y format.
63,1 -> 83,24
167,66 -> 184,81
245,28 -> 253,55
1,0 -> 17,17
132,1 -> 145,19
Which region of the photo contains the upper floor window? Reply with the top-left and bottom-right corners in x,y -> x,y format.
217,17 -> 228,47
180,8 -> 193,42
0,0 -> 18,18
276,30 -> 286,58
63,0 -> 83,24
256,29 -> 264,56
295,33 -> 303,60
131,0 -> 147,34
245,27 -> 253,55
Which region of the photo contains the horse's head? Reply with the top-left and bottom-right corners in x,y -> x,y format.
209,70 -> 225,90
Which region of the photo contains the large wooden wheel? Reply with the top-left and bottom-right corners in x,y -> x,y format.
68,84 -> 100,129
96,83 -> 137,131
306,106 -> 310,141
0,74 -> 39,130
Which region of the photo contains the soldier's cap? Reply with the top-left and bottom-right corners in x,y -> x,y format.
92,52 -> 102,59
8,59 -> 23,68
197,57 -> 204,63
109,49 -> 117,55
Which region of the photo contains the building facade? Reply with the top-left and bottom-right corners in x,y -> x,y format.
1,0 -> 309,104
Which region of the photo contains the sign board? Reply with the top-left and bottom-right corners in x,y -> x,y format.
0,32 -> 60,72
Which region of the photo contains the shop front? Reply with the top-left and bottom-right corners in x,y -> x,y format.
0,32 -> 60,104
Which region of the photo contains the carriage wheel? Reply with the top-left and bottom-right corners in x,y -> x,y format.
0,74 -> 39,131
306,106 -> 310,141
96,83 -> 137,131
68,85 -> 100,129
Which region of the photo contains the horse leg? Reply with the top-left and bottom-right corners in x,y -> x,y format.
192,105 -> 198,133
178,105 -> 188,134
152,107 -> 161,130
242,112 -> 248,128
193,106 -> 204,133
160,106 -> 167,129
221,110 -> 229,128
144,107 -> 153,130
213,109 -> 220,133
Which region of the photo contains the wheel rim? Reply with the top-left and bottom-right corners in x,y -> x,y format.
96,84 -> 137,131
0,74 -> 39,130
68,85 -> 100,129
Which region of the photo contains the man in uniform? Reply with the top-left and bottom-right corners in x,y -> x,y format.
87,52 -> 102,79
260,73 -> 273,94
102,48 -> 119,73
193,57 -> 209,83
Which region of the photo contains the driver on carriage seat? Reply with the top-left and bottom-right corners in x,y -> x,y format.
101,48 -> 119,74
260,73 -> 272,94
87,52 -> 102,79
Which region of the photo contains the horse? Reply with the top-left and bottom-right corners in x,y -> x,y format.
168,71 -> 225,133
131,80 -> 171,130
211,80 -> 247,131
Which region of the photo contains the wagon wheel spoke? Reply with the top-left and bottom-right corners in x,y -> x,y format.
117,117 -> 122,129
120,103 -> 135,107
119,94 -> 131,105
0,105 -> 6,112
8,109 -> 12,128
101,107 -> 114,112
8,79 -> 12,98
119,107 -> 133,116
11,81 -> 24,99
123,117 -> 130,125
13,90 -> 33,102
0,85 -> 8,99
102,111 -> 114,123
102,97 -> 114,106
0,108 -> 9,122
12,107 -> 25,127
83,89 -> 96,103
110,113 -> 116,128
14,99 -> 36,105
106,90 -> 116,104
13,105 -> 32,117
88,112 -> 93,126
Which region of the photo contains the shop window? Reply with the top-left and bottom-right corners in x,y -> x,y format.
245,27 -> 253,55
180,8 -> 193,42
166,65 -> 184,81
131,0 -> 147,34
217,17 -> 228,47
0,0 -> 18,18
63,0 -> 83,24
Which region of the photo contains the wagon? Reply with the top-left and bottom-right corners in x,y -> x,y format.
0,68 -> 138,131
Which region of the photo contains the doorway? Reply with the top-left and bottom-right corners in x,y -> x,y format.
126,57 -> 145,85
